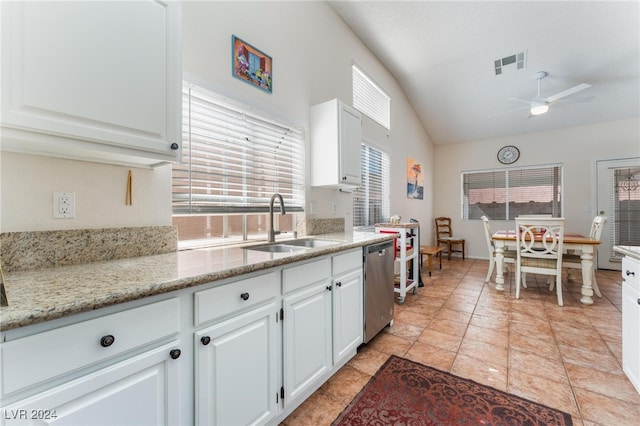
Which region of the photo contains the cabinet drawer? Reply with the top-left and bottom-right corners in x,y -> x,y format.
622,257 -> 640,288
283,258 -> 331,294
1,297 -> 180,396
194,271 -> 279,326
332,249 -> 362,275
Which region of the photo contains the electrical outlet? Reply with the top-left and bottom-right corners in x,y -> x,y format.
53,192 -> 76,219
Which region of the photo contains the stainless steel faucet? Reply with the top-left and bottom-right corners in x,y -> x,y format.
268,193 -> 286,243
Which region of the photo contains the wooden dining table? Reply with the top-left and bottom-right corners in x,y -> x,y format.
491,230 -> 601,305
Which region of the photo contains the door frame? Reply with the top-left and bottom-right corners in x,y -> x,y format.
594,157 -> 640,270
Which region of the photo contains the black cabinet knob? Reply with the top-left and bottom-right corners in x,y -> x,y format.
100,335 -> 115,348
170,349 -> 181,359
626,270 -> 635,276
240,292 -> 250,301
326,285 -> 332,291
170,142 -> 179,150
201,336 -> 211,346
637,299 -> 640,305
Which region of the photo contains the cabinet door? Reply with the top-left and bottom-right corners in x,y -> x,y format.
338,103 -> 362,186
195,302 -> 279,426
0,342 -> 180,426
622,280 -> 640,394
282,282 -> 332,406
333,269 -> 363,364
0,0 -> 181,166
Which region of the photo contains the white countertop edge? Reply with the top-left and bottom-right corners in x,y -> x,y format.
613,245 -> 640,261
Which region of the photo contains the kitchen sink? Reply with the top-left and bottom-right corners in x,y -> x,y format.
247,244 -> 308,253
282,238 -> 340,248
245,238 -> 340,253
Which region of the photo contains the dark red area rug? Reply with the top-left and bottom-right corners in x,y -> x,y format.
332,355 -> 572,426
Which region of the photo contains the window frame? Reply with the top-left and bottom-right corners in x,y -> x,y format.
461,163 -> 564,220
352,64 -> 391,130
172,81 -> 305,248
353,141 -> 391,228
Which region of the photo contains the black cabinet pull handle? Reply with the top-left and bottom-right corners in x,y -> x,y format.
626,270 -> 635,276
201,336 -> 211,346
100,335 -> 115,348
240,292 -> 250,301
170,143 -> 179,150
326,285 -> 332,291
170,349 -> 181,359
336,282 -> 342,287
637,299 -> 640,305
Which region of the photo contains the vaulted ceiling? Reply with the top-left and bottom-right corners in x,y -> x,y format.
329,1 -> 640,145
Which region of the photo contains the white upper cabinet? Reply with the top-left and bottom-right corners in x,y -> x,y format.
310,99 -> 362,188
0,0 -> 182,167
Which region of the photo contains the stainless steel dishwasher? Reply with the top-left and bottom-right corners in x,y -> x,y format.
363,240 -> 395,343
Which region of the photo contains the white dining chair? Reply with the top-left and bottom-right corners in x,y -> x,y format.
559,215 -> 607,297
481,216 -> 516,283
515,217 -> 566,306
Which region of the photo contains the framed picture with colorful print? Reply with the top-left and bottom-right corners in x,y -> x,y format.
407,157 -> 424,199
232,35 -> 272,93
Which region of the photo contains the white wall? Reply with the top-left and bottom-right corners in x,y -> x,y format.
182,1 -> 434,234
433,118 -> 640,258
0,1 -> 434,235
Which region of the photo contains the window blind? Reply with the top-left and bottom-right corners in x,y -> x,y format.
173,83 -> 305,214
353,144 -> 390,227
609,167 -> 640,259
352,65 -> 391,130
462,165 -> 562,220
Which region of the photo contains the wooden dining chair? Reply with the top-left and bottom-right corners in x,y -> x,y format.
481,216 -> 516,283
559,215 -> 607,297
435,217 -> 465,260
515,217 -> 565,306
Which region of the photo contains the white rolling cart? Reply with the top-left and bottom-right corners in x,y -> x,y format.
375,223 -> 420,304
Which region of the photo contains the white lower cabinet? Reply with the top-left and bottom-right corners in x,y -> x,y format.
332,268 -> 364,363
622,256 -> 640,394
1,342 -> 181,426
195,302 -> 280,426
282,281 -> 333,406
1,249 -> 366,426
281,250 -> 363,411
0,298 -> 182,426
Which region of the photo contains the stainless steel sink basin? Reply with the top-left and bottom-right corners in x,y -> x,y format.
245,238 -> 340,253
283,238 -> 340,248
247,244 -> 308,253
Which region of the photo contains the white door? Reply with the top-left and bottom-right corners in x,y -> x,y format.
195,302 -> 279,426
332,269 -> 363,364
596,157 -> 640,270
282,282 -> 332,406
1,342 -> 181,426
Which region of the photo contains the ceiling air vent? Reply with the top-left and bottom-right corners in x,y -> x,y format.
494,51 -> 526,75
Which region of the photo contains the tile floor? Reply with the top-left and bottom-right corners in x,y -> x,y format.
282,257 -> 640,426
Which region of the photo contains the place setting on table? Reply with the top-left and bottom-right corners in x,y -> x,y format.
489,216 -> 604,306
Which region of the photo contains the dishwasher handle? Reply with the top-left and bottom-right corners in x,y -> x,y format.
366,241 -> 394,255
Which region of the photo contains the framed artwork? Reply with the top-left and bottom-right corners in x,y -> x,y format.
232,35 -> 272,93
407,157 -> 424,199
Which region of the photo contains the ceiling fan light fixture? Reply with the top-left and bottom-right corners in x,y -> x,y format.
530,102 -> 549,115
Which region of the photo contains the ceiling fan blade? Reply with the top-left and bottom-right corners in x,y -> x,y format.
489,104 -> 530,118
545,83 -> 591,103
508,97 -> 532,105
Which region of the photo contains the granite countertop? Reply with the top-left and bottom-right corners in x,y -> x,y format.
613,245 -> 640,261
0,232 -> 395,331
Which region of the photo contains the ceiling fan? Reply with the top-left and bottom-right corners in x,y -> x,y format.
493,71 -> 592,118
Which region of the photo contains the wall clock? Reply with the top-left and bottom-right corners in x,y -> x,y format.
497,145 -> 520,164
